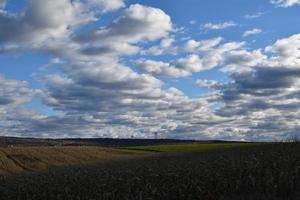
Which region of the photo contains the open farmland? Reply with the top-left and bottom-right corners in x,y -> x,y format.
0,142 -> 252,175
0,143 -> 299,200
0,146 -> 141,175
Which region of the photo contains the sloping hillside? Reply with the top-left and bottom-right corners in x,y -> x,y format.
0,147 -> 139,175
0,143 -> 257,175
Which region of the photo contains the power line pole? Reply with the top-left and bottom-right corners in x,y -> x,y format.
154,132 -> 158,140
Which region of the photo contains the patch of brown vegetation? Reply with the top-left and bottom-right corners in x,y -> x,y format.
0,147 -> 140,175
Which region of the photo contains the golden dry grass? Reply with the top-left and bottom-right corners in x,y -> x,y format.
0,146 -> 140,175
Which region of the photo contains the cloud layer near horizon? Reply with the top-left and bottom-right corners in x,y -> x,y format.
0,0 -> 300,141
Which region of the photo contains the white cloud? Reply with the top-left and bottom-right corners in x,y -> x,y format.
0,0 -> 125,46
137,55 -> 210,78
27,4 -> 220,139
265,33 -> 300,67
270,0 -> 300,7
1,0 -> 300,141
184,37 -> 223,52
75,4 -> 173,57
139,39 -> 244,77
137,59 -> 190,77
202,21 -> 237,30
0,75 -> 34,110
223,49 -> 266,73
141,37 -> 175,56
184,40 -> 201,52
196,79 -> 219,89
243,28 -> 262,37
160,37 -> 174,49
244,12 -> 264,19
223,34 -> 300,74
75,4 -> 173,44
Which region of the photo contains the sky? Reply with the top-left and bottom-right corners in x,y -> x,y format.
0,0 -> 300,141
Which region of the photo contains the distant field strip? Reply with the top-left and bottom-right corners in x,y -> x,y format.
119,143 -> 261,153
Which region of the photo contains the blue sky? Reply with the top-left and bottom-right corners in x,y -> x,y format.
0,0 -> 300,141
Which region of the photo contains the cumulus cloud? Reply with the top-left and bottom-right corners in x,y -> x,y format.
1,0 -> 300,141
0,0 -> 125,46
137,55 -> 206,77
270,0 -> 300,7
184,37 -> 223,52
196,79 -> 219,89
22,4 -> 220,139
0,75 -> 40,137
223,49 -> 267,73
75,4 -> 172,44
74,4 -> 173,58
215,65 -> 300,141
140,33 -> 300,141
202,21 -> 237,30
138,38 -> 244,77
265,33 -> 300,66
0,2 -> 193,139
0,75 -> 34,109
243,28 -> 262,37
137,59 -> 189,77
39,58 -> 217,138
141,37 -> 176,56
210,33 -> 300,141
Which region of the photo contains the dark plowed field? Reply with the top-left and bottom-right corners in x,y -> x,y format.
0,143 -> 299,200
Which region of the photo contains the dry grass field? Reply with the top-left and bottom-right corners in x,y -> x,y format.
0,146 -> 141,175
